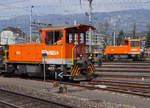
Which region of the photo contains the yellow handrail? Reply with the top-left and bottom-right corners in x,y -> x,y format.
61,46 -> 63,64
94,48 -> 97,61
4,50 -> 8,62
72,46 -> 76,65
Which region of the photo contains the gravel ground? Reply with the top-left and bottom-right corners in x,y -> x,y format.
0,77 -> 149,108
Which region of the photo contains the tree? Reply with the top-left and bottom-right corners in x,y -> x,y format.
116,30 -> 124,45
146,25 -> 150,48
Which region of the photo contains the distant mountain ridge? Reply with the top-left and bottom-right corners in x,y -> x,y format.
0,9 -> 150,35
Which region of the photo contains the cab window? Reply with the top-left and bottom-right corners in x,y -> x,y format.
131,41 -> 139,47
80,33 -> 85,44
45,31 -> 63,45
74,33 -> 78,45
66,30 -> 73,43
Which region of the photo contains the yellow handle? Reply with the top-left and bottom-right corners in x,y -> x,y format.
4,50 -> 8,62
72,46 -> 76,65
61,46 -> 63,64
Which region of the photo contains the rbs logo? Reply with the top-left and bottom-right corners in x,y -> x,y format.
47,51 -> 59,55
42,50 -> 59,56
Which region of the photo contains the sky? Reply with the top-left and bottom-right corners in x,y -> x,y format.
0,0 -> 150,19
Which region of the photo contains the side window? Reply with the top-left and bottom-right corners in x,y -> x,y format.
66,31 -> 73,43
141,41 -> 145,49
45,31 -> 53,45
74,33 -> 78,45
80,33 -> 85,44
131,41 -> 139,47
45,31 -> 63,45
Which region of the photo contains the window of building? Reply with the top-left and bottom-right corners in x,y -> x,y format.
45,31 -> 62,45
131,41 -> 139,47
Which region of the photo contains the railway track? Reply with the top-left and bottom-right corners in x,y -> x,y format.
96,65 -> 150,69
97,74 -> 150,79
96,68 -> 150,73
102,62 -> 150,66
95,61 -> 150,80
0,88 -> 75,108
0,61 -> 150,101
0,75 -> 150,102
0,100 -> 19,108
90,80 -> 150,91
45,80 -> 150,98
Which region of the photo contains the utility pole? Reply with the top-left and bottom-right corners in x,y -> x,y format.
88,0 -> 93,53
30,5 -> 34,43
113,22 -> 116,46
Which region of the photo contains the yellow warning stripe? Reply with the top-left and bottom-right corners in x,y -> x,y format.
76,67 -> 80,76
71,65 -> 75,76
91,64 -> 95,72
71,65 -> 78,76
88,64 -> 94,73
74,65 -> 79,76
88,65 -> 92,73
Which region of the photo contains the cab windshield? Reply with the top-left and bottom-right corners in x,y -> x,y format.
131,41 -> 139,47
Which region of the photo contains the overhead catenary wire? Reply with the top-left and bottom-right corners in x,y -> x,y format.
0,0 -> 150,34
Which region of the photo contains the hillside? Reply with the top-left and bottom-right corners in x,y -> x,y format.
0,9 -> 150,35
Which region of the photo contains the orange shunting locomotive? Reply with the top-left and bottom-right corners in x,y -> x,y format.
6,24 -> 96,80
105,39 -> 144,61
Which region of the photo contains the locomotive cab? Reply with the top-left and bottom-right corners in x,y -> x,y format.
40,24 -> 96,80
128,40 -> 144,60
7,24 -> 96,80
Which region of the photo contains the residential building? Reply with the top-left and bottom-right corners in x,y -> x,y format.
124,33 -> 146,40
86,32 -> 111,53
0,27 -> 26,45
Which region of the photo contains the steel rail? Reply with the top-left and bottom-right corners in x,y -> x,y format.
89,80 -> 150,93
0,99 -> 20,108
95,66 -> 150,69
0,88 -> 77,108
47,80 -> 150,98
98,74 -> 150,79
91,80 -> 150,87
102,63 -> 150,66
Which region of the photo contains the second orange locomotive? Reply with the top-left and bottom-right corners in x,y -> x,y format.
105,39 -> 144,61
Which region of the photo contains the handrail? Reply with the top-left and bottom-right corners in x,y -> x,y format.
72,46 -> 76,65
4,50 -> 8,62
61,46 -> 63,64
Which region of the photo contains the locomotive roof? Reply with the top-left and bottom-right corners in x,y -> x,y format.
124,39 -> 141,41
38,24 -> 96,31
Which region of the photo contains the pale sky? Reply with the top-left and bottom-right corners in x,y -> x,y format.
0,0 -> 150,19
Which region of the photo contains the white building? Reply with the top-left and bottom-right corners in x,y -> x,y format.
0,27 -> 26,45
86,32 -> 111,53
